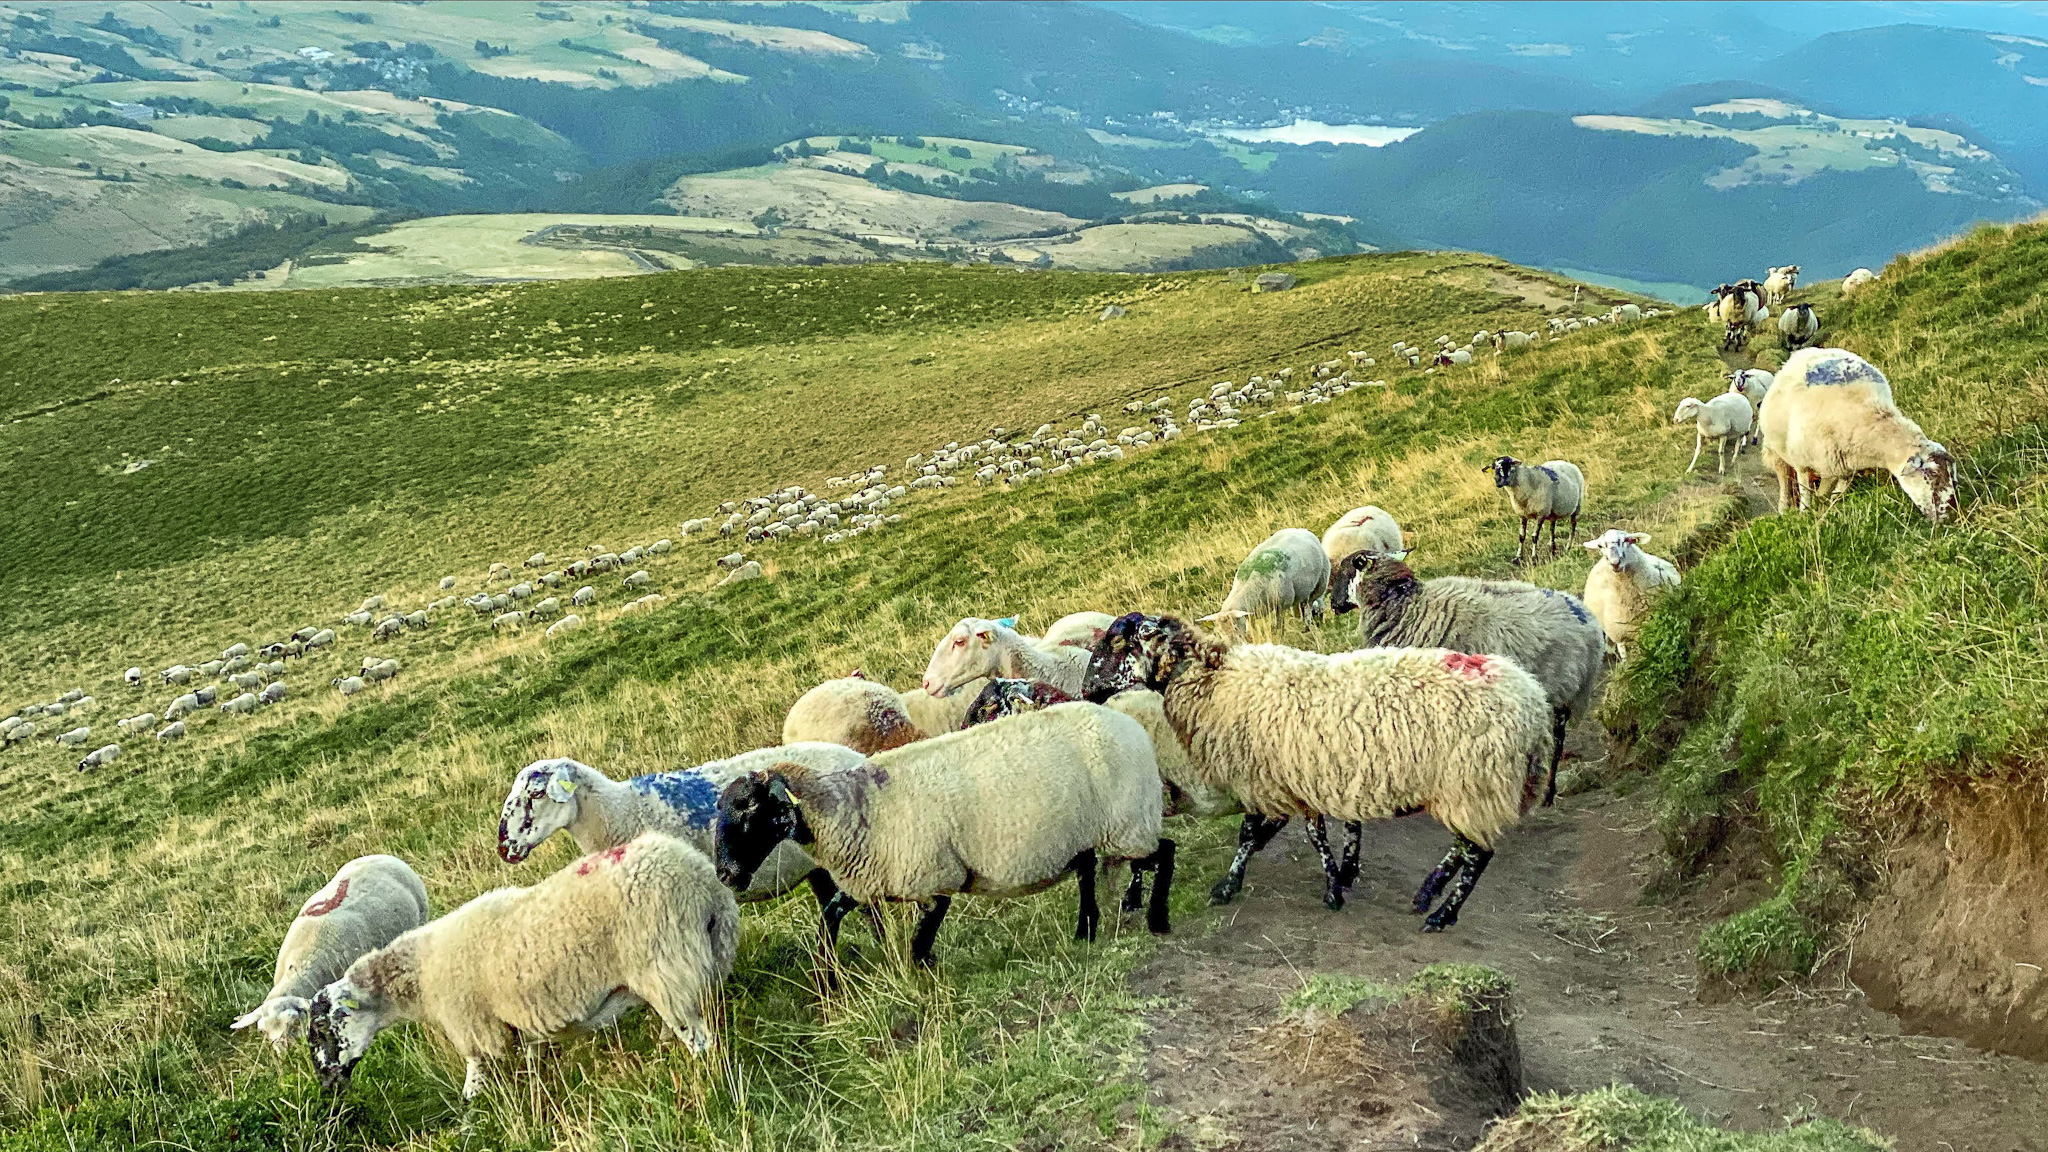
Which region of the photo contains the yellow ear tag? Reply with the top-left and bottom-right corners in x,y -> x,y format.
558,779 -> 576,794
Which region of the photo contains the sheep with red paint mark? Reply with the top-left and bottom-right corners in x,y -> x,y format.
307,833 -> 737,1099
1082,614 -> 1551,930
231,855 -> 429,1051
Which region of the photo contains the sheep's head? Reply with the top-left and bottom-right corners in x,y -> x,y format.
497,758 -> 585,864
231,995 -> 312,1051
963,678 -> 1072,727
306,982 -> 386,1094
1485,456 -> 1521,488
1583,529 -> 1648,569
1328,551 -> 1417,616
922,616 -> 1018,697
714,768 -> 805,890
1672,398 -> 1704,425
1895,441 -> 1957,523
1083,613 -> 1198,702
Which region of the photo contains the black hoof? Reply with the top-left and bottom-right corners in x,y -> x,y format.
1149,920 -> 1172,936
1208,882 -> 1238,905
1324,893 -> 1345,911
1421,916 -> 1455,933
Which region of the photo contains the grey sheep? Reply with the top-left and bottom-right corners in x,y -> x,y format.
1487,456 -> 1584,564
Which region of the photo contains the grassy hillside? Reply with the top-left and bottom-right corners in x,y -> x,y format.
2,237 -> 2017,1149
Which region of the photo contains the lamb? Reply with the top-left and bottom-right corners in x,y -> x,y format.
1763,265 -> 1799,305
1778,302 -> 1820,349
922,617 -> 1090,698
230,855 -> 430,1050
1580,530 -> 1682,660
307,833 -> 738,1099
1487,456 -> 1585,564
783,675 -> 925,753
156,720 -> 187,743
1081,613 -> 1551,930
1329,551 -> 1605,802
1199,528 -> 1330,632
546,615 -> 584,639
1841,267 -> 1877,293
439,575 -> 458,591
1672,393 -> 1754,475
77,743 -> 120,770
1320,506 -> 1406,569
714,702 -> 1175,969
497,753 -> 830,903
1760,347 -> 1955,522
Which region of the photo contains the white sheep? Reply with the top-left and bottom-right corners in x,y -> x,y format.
922,617 -> 1089,698
571,585 -> 597,607
1038,611 -> 1118,650
497,754 -> 827,903
524,552 -> 547,569
1319,506 -> 1406,569
439,575 -> 457,590
1329,552 -> 1606,802
307,833 -> 738,1099
715,561 -> 763,586
156,720 -> 187,743
231,855 -> 429,1050
333,676 -> 366,696
901,685 -> 978,736
78,743 -> 121,771
622,593 -> 665,615
1763,265 -> 1799,305
1760,348 -> 1954,522
783,675 -> 926,753
124,667 -> 143,688
259,682 -> 288,706
117,712 -> 157,735
714,702 -> 1175,968
1199,528 -> 1329,632
1841,267 -> 1878,293
305,629 -> 337,653
162,664 -> 193,685
1581,530 -> 1682,660
55,726 -> 91,747
1709,282 -> 1763,351
490,611 -> 524,632
526,596 -> 563,621
623,570 -> 651,588
1081,613 -> 1551,929
220,693 -> 258,716
545,614 -> 583,639
1487,456 -> 1585,565
1672,393 -> 1754,475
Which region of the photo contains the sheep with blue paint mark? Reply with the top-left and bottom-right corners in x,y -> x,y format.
496,751 -> 836,904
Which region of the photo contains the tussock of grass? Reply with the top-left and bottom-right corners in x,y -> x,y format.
1475,1086 -> 1890,1152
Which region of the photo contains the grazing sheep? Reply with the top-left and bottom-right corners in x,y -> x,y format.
1841,267 -> 1877,293
333,677 -> 367,697
342,611 -> 373,628
1763,265 -> 1799,305
1760,348 -> 1955,522
363,659 -> 399,684
1709,282 -> 1763,351
1778,302 -> 1820,349
1330,552 -> 1605,802
156,721 -> 187,743
497,754 -> 829,903
124,667 -> 143,688
402,610 -> 429,631
1487,456 -> 1585,565
923,616 -> 1090,698
621,593 -> 666,614
1673,393 -> 1754,475
439,575 -> 458,591
1320,506 -> 1406,570
716,561 -> 763,587
1082,614 -> 1551,929
525,552 -> 547,569
716,552 -> 745,570
55,726 -> 92,747
220,693 -> 259,716
488,562 -> 512,582
161,665 -> 193,685
307,833 -> 737,1099
165,693 -> 201,720
230,671 -> 265,691
371,616 -> 403,642
230,855 -> 430,1050
304,629 -> 337,653
1581,531 -> 1682,660
714,703 -> 1175,968
785,675 -> 927,753
490,611 -> 524,632
623,570 -> 651,588
526,596 -> 563,621
117,712 -> 157,735
193,685 -> 219,707
78,743 -> 120,771
259,682 -> 288,706
545,615 -> 583,639
571,585 -> 597,607
1200,528 -> 1330,632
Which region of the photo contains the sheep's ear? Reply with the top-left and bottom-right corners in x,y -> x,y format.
1582,539 -> 1604,551
231,1008 -> 263,1031
847,668 -> 865,680
1630,533 -> 1651,544
974,628 -> 992,643
544,769 -> 577,804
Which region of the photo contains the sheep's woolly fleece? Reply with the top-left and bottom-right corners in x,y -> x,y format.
231,854 -> 429,1048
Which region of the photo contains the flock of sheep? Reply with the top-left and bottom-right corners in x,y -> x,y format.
22,264 -> 1959,1106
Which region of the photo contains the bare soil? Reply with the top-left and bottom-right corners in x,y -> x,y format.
1135,783 -> 2048,1152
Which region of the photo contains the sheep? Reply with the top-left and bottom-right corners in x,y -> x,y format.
77,743 -> 120,771
230,855 -> 430,1051
156,720 -> 187,743
165,692 -> 201,720
507,581 -> 535,601
716,552 -> 745,570
545,615 -> 583,639
1038,611 -> 1118,650
497,753 -> 831,904
72,695 -> 97,714
524,552 -> 547,569
3,721 -> 35,746
716,561 -> 763,586
117,712 -> 157,735
333,676 -> 367,697
621,593 -> 666,614
304,629 -> 336,653
1841,267 -> 1877,293
198,660 -> 226,678
527,596 -> 563,621
487,561 -> 512,582
714,702 -> 1175,969
1760,347 -> 1955,522
1081,613 -> 1551,929
55,726 -> 92,747
1199,528 -> 1330,633
260,682 -> 288,706
923,617 -> 1089,698
161,665 -> 193,685
1763,265 -> 1799,305
1778,302 -> 1820,349
307,833 -> 737,1099
1487,456 -> 1584,565
342,611 -> 373,628
439,575 -> 457,590
124,667 -> 143,688
403,610 -> 429,631
1672,393 -> 1754,475
623,570 -> 651,588
901,685 -> 977,736
783,675 -> 925,753
490,611 -> 525,632
363,659 -> 399,684
1709,282 -> 1762,351
1320,506 -> 1406,570
1329,551 -> 1605,802
220,693 -> 259,716
1581,531 -> 1682,660
371,616 -> 404,642
962,678 -> 1074,726
230,671 -> 265,691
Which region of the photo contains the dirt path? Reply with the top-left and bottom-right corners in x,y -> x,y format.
1136,782 -> 2048,1152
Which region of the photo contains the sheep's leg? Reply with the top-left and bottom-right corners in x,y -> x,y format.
1306,816 -> 1346,910
1422,837 -> 1496,932
1120,862 -> 1146,913
1144,839 -> 1175,934
1071,849 -> 1099,942
1687,431 -> 1704,473
910,894 -> 952,968
1547,706 -> 1570,806
1411,840 -> 1470,914
1336,821 -> 1363,890
1513,518 -> 1529,567
1210,813 -> 1288,904
816,890 -> 859,980
461,1057 -> 490,1100
1773,459 -> 1797,512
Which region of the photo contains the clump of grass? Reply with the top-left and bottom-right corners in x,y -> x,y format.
1695,893 -> 1822,985
1475,1086 -> 1891,1152
1282,973 -> 1400,1017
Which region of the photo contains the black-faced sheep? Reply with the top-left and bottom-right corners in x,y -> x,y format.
1487,456 -> 1584,565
